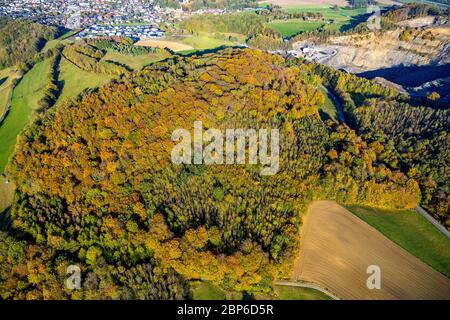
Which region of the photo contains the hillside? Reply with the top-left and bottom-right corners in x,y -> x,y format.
0,58 -> 52,173
319,26 -> 450,73
0,48 -> 430,299
0,38 -> 172,174
0,18 -> 60,69
292,4 -> 450,102
316,62 -> 449,227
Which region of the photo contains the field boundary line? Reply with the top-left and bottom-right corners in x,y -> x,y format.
416,206 -> 450,238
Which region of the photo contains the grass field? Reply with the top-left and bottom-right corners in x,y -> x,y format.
273,285 -> 332,300
275,5 -> 368,33
190,281 -> 243,300
191,281 -> 227,300
0,67 -> 21,120
0,59 -> 51,173
57,58 -> 113,105
139,32 -> 244,54
179,34 -> 237,50
0,52 -> 158,174
295,201 -> 450,299
103,50 -> 170,71
43,30 -> 78,52
346,205 -> 450,278
269,20 -> 325,37
397,0 -> 449,9
190,281 -> 331,300
0,176 -> 14,214
319,86 -> 338,121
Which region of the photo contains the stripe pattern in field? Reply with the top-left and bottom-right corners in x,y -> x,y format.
294,201 -> 450,300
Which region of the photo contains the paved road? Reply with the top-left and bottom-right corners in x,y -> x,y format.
416,206 -> 450,238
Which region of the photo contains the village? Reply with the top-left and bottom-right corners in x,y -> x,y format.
0,0 -> 232,40
75,24 -> 164,41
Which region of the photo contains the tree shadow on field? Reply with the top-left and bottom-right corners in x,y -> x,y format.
339,13 -> 371,32
175,45 -> 245,58
0,77 -> 7,87
318,109 -> 333,122
358,63 -> 450,87
0,206 -> 12,231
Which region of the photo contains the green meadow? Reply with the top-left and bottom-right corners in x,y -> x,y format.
0,67 -> 21,120
190,281 -> 243,300
165,33 -> 242,52
0,59 -> 51,173
191,281 -> 227,300
397,0 -> 448,9
56,57 -> 114,105
0,47 -> 172,174
269,20 -> 325,37
0,175 -> 14,214
266,5 -> 368,36
272,285 -> 332,300
102,50 -> 170,71
43,29 -> 78,52
318,86 -> 338,121
180,35 -> 236,50
190,281 -> 333,300
346,205 -> 450,278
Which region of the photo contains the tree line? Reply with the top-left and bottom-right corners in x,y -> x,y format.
62,43 -> 131,75
84,38 -> 169,57
315,63 -> 449,228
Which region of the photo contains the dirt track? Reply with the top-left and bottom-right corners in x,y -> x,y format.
294,201 -> 450,300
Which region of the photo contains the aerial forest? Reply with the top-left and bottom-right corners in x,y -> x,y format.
1,47 -> 442,299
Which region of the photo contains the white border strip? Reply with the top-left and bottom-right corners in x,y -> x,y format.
416,206 -> 450,238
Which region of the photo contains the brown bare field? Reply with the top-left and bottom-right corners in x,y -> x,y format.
134,39 -> 194,52
294,201 -> 450,300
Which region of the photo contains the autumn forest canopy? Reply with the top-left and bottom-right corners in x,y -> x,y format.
1,45 -> 448,299
0,18 -> 60,69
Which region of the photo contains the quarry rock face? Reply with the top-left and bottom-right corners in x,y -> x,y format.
324,28 -> 450,74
